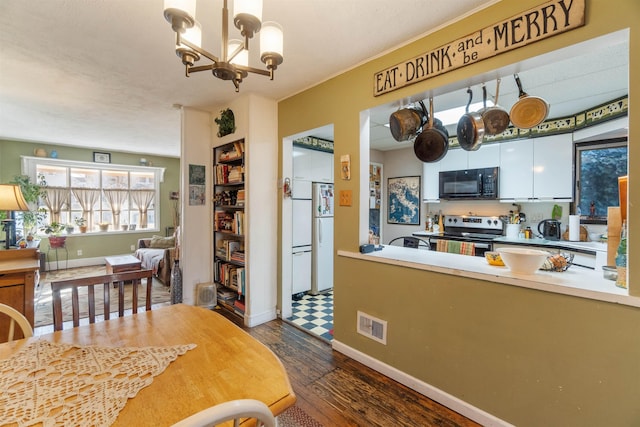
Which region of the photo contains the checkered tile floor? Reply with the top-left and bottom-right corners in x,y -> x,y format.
287,291 -> 333,341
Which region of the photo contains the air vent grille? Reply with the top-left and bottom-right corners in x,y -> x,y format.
196,283 -> 217,309
357,311 -> 387,344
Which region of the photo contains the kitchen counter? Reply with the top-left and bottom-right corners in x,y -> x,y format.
493,236 -> 607,254
338,245 -> 638,308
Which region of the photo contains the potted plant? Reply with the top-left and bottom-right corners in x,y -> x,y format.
98,221 -> 110,232
65,223 -> 75,234
10,174 -> 47,238
214,108 -> 235,137
41,222 -> 66,248
74,217 -> 87,233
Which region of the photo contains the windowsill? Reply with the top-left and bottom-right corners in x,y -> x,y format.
338,246 -> 638,308
31,229 -> 160,239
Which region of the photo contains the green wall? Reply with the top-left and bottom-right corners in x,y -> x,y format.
278,0 -> 639,425
0,139 -> 180,260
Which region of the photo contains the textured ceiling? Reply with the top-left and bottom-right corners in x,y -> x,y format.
0,0 -> 497,157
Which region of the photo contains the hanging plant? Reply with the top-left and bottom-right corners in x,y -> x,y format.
214,108 -> 236,137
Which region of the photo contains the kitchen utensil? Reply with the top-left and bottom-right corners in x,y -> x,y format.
509,74 -> 549,129
538,219 -> 562,240
414,97 -> 449,163
482,78 -> 510,135
389,106 -> 424,142
457,88 -> 485,151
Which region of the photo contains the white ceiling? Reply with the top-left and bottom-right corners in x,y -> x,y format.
0,0 -> 501,158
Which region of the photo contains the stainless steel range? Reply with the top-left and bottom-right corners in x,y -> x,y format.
428,215 -> 503,256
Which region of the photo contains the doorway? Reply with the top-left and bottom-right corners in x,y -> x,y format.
281,125 -> 335,341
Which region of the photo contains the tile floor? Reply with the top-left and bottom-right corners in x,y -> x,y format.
287,291 -> 333,341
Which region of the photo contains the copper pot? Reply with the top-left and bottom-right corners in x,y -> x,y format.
510,74 -> 549,129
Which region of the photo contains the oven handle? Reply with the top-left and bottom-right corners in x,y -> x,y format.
473,242 -> 491,249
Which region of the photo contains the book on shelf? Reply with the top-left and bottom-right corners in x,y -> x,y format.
215,164 -> 243,185
218,140 -> 244,162
233,298 -> 245,315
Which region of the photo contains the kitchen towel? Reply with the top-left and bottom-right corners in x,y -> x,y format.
569,215 -> 580,241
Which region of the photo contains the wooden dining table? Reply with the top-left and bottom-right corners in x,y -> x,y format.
0,304 -> 296,426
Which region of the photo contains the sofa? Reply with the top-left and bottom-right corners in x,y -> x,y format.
134,235 -> 176,285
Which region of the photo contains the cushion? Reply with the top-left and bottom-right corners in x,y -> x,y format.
149,235 -> 175,249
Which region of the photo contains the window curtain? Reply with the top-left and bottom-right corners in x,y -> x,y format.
43,187 -> 70,224
71,188 -> 101,230
103,189 -> 129,229
130,190 -> 155,228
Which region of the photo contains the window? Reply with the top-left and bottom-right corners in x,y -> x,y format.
21,156 -> 164,235
575,138 -> 627,222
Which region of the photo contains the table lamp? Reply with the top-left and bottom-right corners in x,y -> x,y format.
0,184 -> 30,250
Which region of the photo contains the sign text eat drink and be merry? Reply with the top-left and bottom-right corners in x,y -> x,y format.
374,0 -> 585,96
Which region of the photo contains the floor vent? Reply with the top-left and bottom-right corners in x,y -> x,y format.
357,311 -> 387,344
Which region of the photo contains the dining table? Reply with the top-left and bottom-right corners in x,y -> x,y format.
0,304 -> 296,426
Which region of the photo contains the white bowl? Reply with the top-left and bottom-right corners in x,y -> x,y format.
498,247 -> 549,275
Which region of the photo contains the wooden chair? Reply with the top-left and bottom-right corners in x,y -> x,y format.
0,303 -> 33,342
172,399 -> 276,427
388,236 -> 430,250
51,269 -> 154,331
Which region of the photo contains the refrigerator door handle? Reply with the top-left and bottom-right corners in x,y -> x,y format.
318,220 -> 322,243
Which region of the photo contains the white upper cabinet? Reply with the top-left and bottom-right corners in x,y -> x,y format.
439,148 -> 468,171
499,134 -> 573,201
293,146 -> 333,183
468,143 -> 500,169
532,133 -> 573,200
499,139 -> 534,200
422,161 -> 441,202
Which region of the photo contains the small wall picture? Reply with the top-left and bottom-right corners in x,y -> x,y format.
189,164 -> 206,185
93,152 -> 111,163
387,176 -> 420,225
189,185 -> 205,206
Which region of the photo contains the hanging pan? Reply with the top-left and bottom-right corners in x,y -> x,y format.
414,97 -> 449,163
389,104 -> 425,142
457,88 -> 485,151
509,73 -> 549,129
482,78 -> 510,135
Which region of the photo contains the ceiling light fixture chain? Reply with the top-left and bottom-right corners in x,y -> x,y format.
164,0 -> 283,92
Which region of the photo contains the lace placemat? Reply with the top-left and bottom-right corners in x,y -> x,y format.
0,340 -> 196,426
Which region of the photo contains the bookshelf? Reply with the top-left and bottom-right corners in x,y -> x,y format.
213,138 -> 246,317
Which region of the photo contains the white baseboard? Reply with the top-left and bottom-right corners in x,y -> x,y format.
45,256 -> 105,272
331,340 -> 513,427
246,308 -> 277,327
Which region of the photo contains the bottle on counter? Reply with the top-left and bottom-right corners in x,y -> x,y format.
615,220 -> 627,289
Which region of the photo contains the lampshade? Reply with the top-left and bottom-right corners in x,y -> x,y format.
260,22 -> 283,57
234,0 -> 262,23
0,185 -> 29,211
181,20 -> 202,48
164,0 -> 197,33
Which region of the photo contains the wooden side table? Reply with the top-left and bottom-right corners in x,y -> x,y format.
105,255 -> 142,287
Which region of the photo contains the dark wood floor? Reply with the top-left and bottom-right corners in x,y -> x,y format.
217,308 -> 481,427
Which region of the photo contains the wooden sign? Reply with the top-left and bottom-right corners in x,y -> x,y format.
374,0 -> 585,96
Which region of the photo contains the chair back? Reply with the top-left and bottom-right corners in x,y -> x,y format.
172,399 -> 276,427
51,269 -> 154,331
0,303 -> 33,342
387,236 -> 430,249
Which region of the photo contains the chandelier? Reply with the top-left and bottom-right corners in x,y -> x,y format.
164,0 -> 284,91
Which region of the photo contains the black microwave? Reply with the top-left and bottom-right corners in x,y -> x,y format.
439,167 -> 499,200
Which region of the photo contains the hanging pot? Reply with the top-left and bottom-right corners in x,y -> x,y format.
457,88 -> 485,151
509,74 -> 549,129
389,106 -> 424,142
414,97 -> 449,163
482,78 -> 510,135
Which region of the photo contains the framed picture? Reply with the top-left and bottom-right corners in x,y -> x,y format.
387,176 -> 421,225
189,164 -> 206,185
93,152 -> 111,163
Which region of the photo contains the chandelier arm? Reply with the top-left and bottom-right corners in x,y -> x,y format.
177,33 -> 220,63
235,65 -> 271,77
188,64 -> 215,73
227,43 -> 246,64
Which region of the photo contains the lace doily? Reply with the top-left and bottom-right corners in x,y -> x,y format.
0,340 -> 196,426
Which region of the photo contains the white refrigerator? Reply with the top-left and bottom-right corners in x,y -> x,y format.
311,182 -> 334,295
292,180 -> 313,295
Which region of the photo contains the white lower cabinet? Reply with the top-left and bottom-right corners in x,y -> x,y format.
292,248 -> 312,294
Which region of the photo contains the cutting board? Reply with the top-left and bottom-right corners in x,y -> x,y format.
607,207 -> 622,266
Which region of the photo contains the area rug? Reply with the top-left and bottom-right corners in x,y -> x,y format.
34,266 -> 171,328
278,405 -> 323,427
